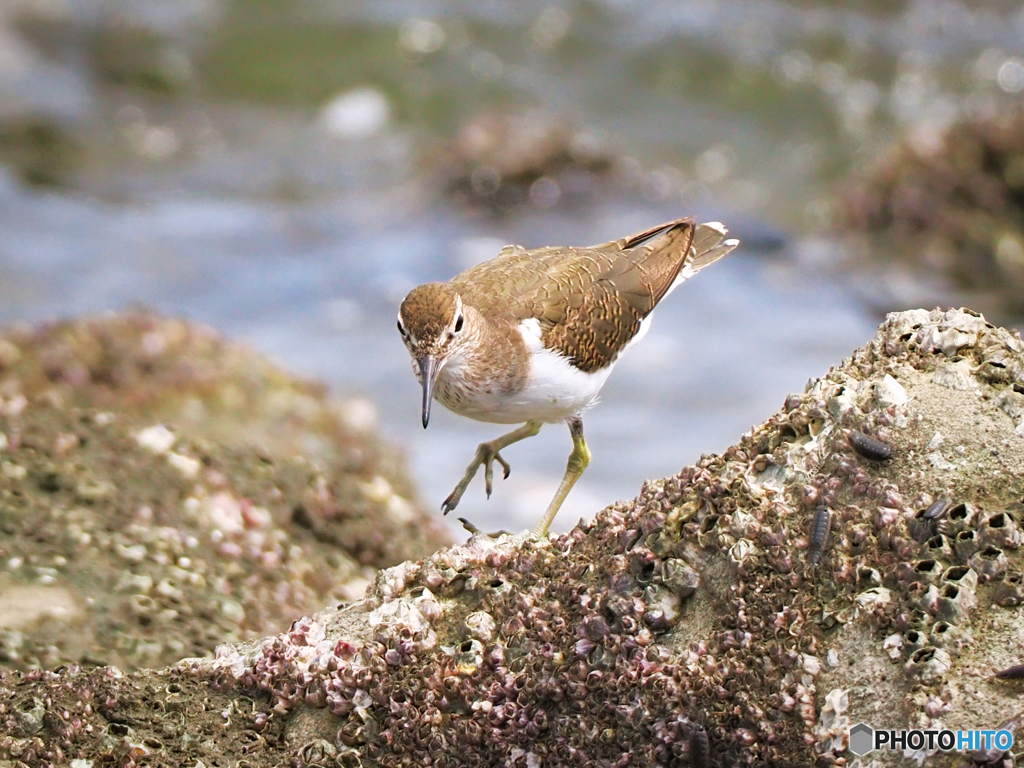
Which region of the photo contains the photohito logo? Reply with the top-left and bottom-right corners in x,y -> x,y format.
848,723 -> 1015,756
849,723 -> 873,756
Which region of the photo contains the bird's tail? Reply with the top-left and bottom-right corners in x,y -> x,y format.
588,216 -> 739,302
598,217 -> 739,272
688,221 -> 740,272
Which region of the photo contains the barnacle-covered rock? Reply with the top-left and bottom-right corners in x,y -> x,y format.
905,646 -> 952,684
908,558 -> 944,584
0,310 -> 449,567
953,528 -> 981,562
928,620 -> 972,655
0,312 -> 448,673
0,308 -> 1022,767
935,581 -> 977,622
655,557 -> 700,599
941,500 -> 977,536
969,545 -> 1009,581
907,508 -> 939,543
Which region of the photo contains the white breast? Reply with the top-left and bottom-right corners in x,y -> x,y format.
435,320 -> 612,424
434,314 -> 656,425
513,318 -> 619,422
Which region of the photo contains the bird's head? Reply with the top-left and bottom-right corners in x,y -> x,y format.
397,282 -> 469,428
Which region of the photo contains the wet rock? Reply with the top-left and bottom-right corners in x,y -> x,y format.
0,4 -> 90,185
0,307 -> 1022,767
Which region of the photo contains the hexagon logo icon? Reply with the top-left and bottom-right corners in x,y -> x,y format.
849,723 -> 874,756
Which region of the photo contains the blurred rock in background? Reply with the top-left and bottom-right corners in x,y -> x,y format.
437,109 -> 615,214
840,108 -> 1024,322
0,311 -> 449,672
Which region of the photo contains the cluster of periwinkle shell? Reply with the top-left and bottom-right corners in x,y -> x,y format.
208,309 -> 1023,768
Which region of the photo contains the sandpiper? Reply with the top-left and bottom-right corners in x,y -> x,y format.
397,217 -> 738,536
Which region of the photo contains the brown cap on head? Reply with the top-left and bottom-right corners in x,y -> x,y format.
399,283 -> 459,343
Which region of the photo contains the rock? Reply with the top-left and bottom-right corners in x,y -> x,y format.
0,310 -> 449,672
995,385 -> 1024,437
438,109 -> 615,213
0,308 -> 1023,767
839,109 -> 1024,320
874,372 -> 908,407
932,358 -> 976,391
0,0 -> 225,185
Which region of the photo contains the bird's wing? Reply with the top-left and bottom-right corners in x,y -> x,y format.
452,218 -> 737,373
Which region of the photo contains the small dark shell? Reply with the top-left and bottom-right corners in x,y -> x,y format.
968,709 -> 1024,763
994,664 -> 1024,680
690,725 -> 709,768
808,507 -> 831,565
924,497 -> 952,520
849,431 -> 892,461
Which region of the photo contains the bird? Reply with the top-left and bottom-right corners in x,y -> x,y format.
397,217 -> 738,536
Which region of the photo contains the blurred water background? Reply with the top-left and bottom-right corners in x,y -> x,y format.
1,0 -> 1022,535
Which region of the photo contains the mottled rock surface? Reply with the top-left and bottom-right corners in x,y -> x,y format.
0,311 -> 449,672
2,308 -> 1024,767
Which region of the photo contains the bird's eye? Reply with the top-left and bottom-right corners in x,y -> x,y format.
397,319 -> 406,337
454,314 -> 464,333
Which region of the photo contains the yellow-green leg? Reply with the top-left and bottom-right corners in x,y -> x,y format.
533,416 -> 590,537
442,420 -> 542,515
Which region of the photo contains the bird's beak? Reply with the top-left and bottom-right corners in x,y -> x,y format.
418,354 -> 440,428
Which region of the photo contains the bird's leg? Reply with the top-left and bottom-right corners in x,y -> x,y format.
442,420 -> 542,515
533,416 -> 590,537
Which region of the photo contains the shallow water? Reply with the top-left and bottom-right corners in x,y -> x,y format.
1,0 -> 1022,535
0,171 -> 873,534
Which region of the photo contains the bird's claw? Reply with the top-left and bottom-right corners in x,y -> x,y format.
483,448 -> 510,498
442,442 -> 513,513
441,474 -> 471,513
441,489 -> 461,515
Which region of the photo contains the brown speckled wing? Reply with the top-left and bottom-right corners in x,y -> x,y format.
452,218 -> 697,373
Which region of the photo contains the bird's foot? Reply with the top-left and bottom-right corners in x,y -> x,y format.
457,517 -> 480,534
441,440 -> 511,514
458,517 -> 511,538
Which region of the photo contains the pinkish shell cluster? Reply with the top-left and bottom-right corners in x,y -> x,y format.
1,309 -> 1021,767
207,308 -> 1024,768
